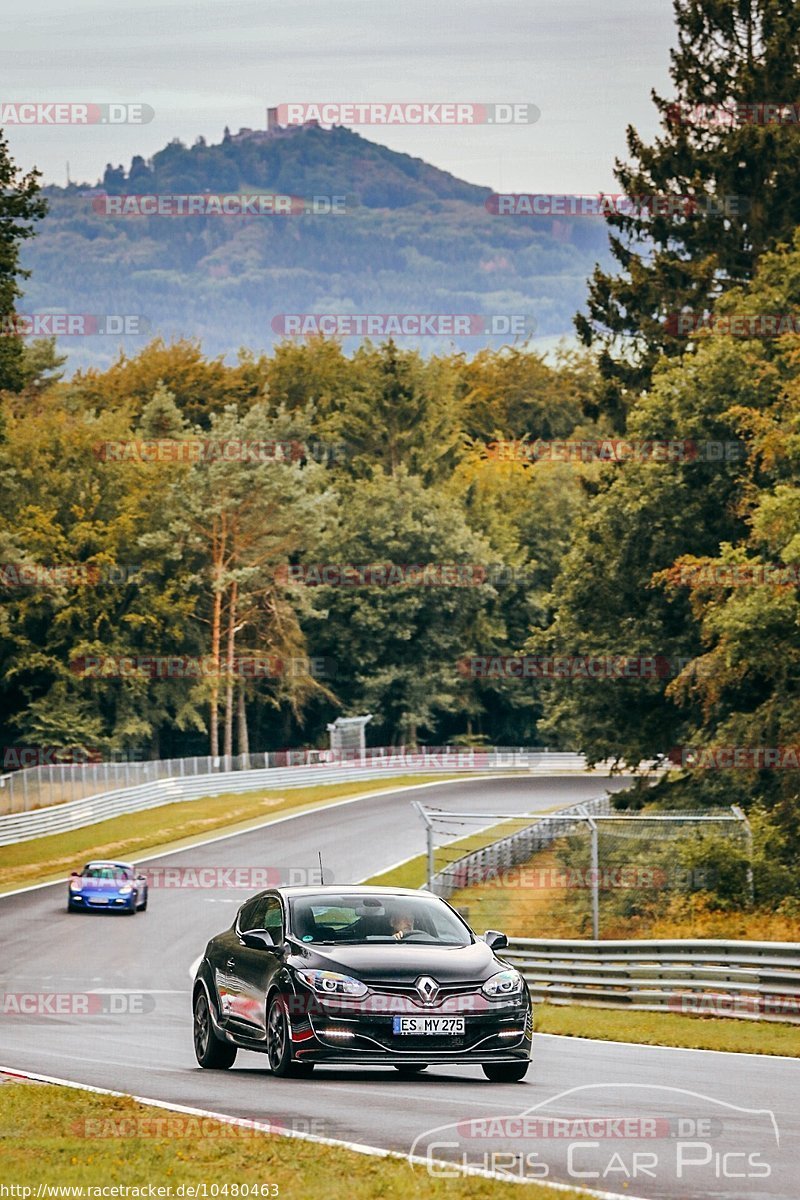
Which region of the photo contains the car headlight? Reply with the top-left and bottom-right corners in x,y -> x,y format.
69,880 -> 83,892
296,969 -> 368,998
482,969 -> 523,999
118,885 -> 133,895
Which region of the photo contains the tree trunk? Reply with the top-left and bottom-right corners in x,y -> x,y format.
209,520 -> 225,758
223,579 -> 238,761
237,684 -> 249,761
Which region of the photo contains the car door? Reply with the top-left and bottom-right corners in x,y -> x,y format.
227,894 -> 285,1038
218,896 -> 262,1029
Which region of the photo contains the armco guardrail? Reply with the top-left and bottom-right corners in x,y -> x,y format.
428,796 -> 613,899
0,749 -> 602,846
504,938 -> 800,1023
0,746 -> 602,814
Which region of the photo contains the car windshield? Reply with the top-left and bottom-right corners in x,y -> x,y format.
83,866 -> 131,881
289,893 -> 472,946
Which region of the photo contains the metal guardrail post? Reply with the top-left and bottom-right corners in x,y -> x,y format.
411,801 -> 435,890
577,805 -> 600,940
732,805 -> 754,907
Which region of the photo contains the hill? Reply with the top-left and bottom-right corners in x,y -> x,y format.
19,123 -> 611,369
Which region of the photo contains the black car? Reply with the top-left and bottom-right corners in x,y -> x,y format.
192,885 -> 532,1081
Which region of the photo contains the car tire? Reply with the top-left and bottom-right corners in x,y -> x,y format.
267,995 -> 306,1078
194,990 -> 237,1069
394,1064 -> 428,1076
126,900 -> 137,914
139,895 -> 148,911
482,1061 -> 530,1083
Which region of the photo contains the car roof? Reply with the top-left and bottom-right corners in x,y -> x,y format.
83,860 -> 135,869
274,885 -> 434,898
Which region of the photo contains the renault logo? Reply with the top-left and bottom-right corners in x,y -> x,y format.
416,975 -> 440,1005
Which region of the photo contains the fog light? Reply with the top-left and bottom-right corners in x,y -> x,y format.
498,1029 -> 525,1038
321,1028 -> 354,1038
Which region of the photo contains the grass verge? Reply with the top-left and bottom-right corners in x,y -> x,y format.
536,1002 -> 800,1057
0,774 -> 470,893
0,1080 -> 593,1200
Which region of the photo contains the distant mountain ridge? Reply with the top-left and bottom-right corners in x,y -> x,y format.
19,124 -> 611,370
97,123 -> 492,209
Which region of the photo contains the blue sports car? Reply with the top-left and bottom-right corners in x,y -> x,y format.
67,860 -> 148,914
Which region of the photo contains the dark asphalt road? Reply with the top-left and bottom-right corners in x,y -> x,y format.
0,775 -> 795,1200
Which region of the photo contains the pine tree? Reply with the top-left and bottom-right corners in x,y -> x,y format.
0,129 -> 47,392
577,0 -> 800,427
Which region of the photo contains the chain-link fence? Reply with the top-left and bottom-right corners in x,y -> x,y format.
415,802 -> 751,938
0,746 -> 570,814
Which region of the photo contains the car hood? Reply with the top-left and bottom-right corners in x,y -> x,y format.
291,939 -> 502,983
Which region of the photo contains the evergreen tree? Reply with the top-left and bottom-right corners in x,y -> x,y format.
577,0 -> 800,427
0,129 -> 47,393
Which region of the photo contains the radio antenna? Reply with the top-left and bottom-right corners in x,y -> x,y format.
318,851 -> 325,885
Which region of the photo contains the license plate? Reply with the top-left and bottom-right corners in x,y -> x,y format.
89,897 -> 109,904
392,1016 -> 465,1035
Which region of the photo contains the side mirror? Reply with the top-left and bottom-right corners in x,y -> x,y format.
136,875 -> 147,883
484,929 -> 508,951
242,929 -> 279,952
70,872 -> 79,878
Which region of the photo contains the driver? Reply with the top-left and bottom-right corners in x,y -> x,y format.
390,909 -> 415,940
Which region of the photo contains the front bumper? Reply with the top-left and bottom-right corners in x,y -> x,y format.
288,987 -> 533,1065
68,892 -> 135,910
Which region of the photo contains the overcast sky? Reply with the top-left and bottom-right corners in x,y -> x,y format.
2,0 -> 677,193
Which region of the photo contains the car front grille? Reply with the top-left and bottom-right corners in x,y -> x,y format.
366,979 -> 484,1000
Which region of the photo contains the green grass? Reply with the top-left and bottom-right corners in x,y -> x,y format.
536,1002 -> 800,1056
0,1081 -> 595,1200
0,775 -> 470,893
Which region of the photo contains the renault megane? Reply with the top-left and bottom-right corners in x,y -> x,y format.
192,885 -> 532,1081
